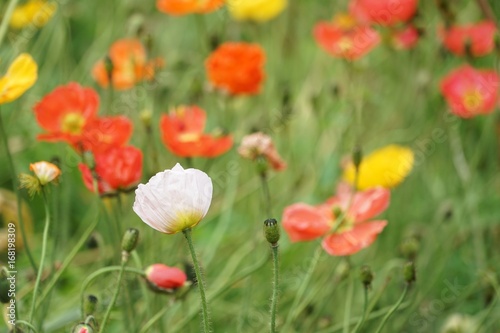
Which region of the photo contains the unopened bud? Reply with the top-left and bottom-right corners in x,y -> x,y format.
145,264 -> 188,294
0,277 -> 10,304
122,228 -> 139,253
403,262 -> 416,285
360,265 -> 373,289
264,218 -> 280,245
140,109 -> 152,128
353,145 -> 363,170
335,260 -> 351,282
83,295 -> 98,317
72,323 -> 94,333
400,237 -> 420,260
104,55 -> 114,82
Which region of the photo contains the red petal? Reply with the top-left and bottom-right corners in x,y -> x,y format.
349,187 -> 390,222
282,203 -> 331,242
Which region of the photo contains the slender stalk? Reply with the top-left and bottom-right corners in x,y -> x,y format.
352,287 -> 369,333
342,273 -> 354,333
139,299 -> 174,333
374,284 -> 409,333
260,172 -> 272,218
183,228 -> 211,333
0,0 -> 20,49
0,111 -> 38,272
17,320 -> 39,333
270,244 -> 279,333
100,256 -> 128,332
29,188 -> 51,323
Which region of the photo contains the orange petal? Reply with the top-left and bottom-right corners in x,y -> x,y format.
282,203 -> 331,242
349,187 -> 390,222
321,221 -> 387,256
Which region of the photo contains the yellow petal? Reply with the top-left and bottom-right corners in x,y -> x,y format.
0,53 -> 38,104
9,0 -> 57,30
343,145 -> 414,190
228,0 -> 287,22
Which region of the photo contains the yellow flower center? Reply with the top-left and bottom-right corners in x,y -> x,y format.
333,13 -> 357,30
463,90 -> 483,112
338,37 -> 354,53
178,132 -> 201,143
62,112 -> 85,134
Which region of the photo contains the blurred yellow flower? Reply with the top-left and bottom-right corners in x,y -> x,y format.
9,0 -> 56,30
227,0 -> 287,22
0,189 -> 33,251
343,145 -> 414,190
0,53 -> 38,105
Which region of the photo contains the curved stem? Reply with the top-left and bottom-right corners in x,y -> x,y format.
99,256 -> 128,332
0,0 -> 20,49
374,284 -> 409,333
28,189 -> 51,323
0,111 -> 38,273
183,228 -> 211,333
17,319 -> 39,333
270,245 -> 279,333
352,287 -> 369,333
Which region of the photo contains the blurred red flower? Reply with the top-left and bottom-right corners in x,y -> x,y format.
160,105 -> 232,158
157,0 -> 223,15
79,146 -> 143,194
146,264 -> 187,291
349,0 -> 418,26
391,25 -> 420,50
205,42 -> 265,95
313,14 -> 380,61
282,184 -> 390,256
440,65 -> 499,118
34,82 -> 99,146
81,116 -> 133,153
440,21 -> 497,57
92,39 -> 164,90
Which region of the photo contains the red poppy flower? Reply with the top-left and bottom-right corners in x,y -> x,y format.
34,82 -> 99,146
440,65 -> 499,118
145,264 -> 187,291
92,39 -> 164,90
160,105 -> 232,158
81,116 -> 133,153
392,25 -> 420,50
313,14 -> 380,61
282,184 -> 390,256
440,21 -> 497,57
349,0 -> 418,26
205,42 -> 266,95
157,0 -> 223,15
79,146 -> 143,194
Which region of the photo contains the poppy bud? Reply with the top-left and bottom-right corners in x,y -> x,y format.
403,262 -> 416,285
353,145 -> 363,170
140,109 -> 153,128
122,228 -> 139,253
399,237 -> 420,260
72,323 -> 94,333
0,277 -> 10,304
264,218 -> 280,246
360,265 -> 373,289
104,55 -> 114,82
83,294 -> 98,317
145,264 -> 187,294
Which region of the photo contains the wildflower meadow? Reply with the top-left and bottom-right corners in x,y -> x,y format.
1,0 -> 500,332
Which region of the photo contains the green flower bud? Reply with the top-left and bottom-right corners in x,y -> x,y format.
360,265 -> 374,289
0,277 -> 11,304
264,218 -> 280,245
403,262 -> 416,285
104,55 -> 114,82
400,237 -> 420,260
72,323 -> 94,333
353,145 -> 363,170
83,295 -> 98,317
122,228 -> 139,253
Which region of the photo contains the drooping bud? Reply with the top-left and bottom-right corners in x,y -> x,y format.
360,265 -> 374,289
145,264 -> 188,294
83,294 -> 98,317
122,228 -> 139,253
403,262 -> 416,285
72,323 -> 94,333
264,218 -> 280,246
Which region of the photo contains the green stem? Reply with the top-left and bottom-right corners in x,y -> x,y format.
139,299 -> 174,333
17,319 -> 39,333
270,245 -> 279,333
0,0 -> 20,49
99,256 -> 128,332
342,273 -> 354,333
260,172 -> 272,218
0,111 -> 38,273
374,284 -> 409,333
183,228 -> 211,333
29,188 -> 51,323
352,287 -> 369,333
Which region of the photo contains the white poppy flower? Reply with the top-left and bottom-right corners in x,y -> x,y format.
133,163 -> 213,234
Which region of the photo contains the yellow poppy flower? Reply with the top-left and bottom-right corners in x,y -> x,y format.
227,0 -> 287,22
0,53 -> 38,105
9,0 -> 56,30
343,145 -> 414,190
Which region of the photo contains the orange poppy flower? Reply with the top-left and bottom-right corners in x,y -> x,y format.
440,21 -> 497,57
282,184 -> 390,256
92,39 -> 163,90
440,65 -> 500,118
81,116 -> 133,153
160,105 -> 232,158
349,0 -> 418,26
34,82 -> 99,146
313,14 -> 380,61
79,146 -> 143,194
205,42 -> 266,95
157,0 -> 223,15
